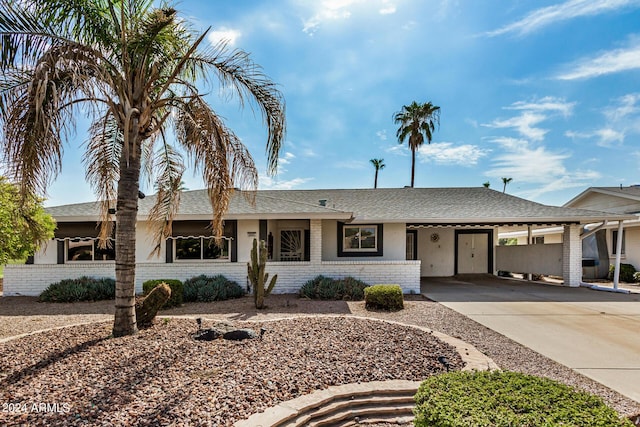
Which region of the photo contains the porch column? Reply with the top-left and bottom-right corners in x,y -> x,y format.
310,219 -> 322,264
612,221 -> 624,290
562,224 -> 582,287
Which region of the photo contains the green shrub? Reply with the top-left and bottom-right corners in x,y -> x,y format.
299,275 -> 369,300
414,371 -> 632,427
608,263 -> 637,283
142,279 -> 183,308
39,276 -> 115,302
182,274 -> 244,302
364,284 -> 404,310
634,272 -> 640,283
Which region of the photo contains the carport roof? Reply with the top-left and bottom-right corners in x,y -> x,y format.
47,187 -> 633,225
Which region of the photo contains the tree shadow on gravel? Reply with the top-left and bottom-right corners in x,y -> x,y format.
0,336 -> 108,386
0,296 -> 115,316
162,294 -> 353,320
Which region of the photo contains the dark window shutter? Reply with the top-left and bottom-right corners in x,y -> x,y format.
57,240 -> 65,264
165,239 -> 173,263
304,229 -> 311,261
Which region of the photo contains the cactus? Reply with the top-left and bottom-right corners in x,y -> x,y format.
247,239 -> 277,309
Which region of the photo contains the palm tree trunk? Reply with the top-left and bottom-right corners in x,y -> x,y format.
374,169 -> 378,189
410,147 -> 416,188
112,127 -> 142,337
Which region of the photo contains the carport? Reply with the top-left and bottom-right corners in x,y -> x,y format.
408,208 -> 634,287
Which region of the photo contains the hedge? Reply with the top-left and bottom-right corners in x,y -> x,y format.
414,371 -> 632,427
364,284 -> 404,310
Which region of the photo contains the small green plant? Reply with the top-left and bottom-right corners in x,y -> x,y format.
39,276 -> 115,302
247,239 -> 277,309
143,279 -> 183,308
299,275 -> 369,300
608,263 -> 637,283
414,371 -> 632,427
634,271 -> 640,283
183,274 -> 244,302
365,284 -> 404,310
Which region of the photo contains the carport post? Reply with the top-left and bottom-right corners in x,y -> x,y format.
612,221 -> 624,290
562,225 -> 582,287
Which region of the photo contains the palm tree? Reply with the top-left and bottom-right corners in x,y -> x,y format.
482,181 -> 490,188
394,101 -> 440,187
502,177 -> 513,193
370,158 -> 385,189
0,1 -> 285,337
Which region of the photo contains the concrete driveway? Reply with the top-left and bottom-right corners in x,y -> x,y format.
422,276 -> 640,403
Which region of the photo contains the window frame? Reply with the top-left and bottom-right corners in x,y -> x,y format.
66,238 -> 116,262
612,230 -> 626,255
337,222 -> 383,257
173,237 -> 231,262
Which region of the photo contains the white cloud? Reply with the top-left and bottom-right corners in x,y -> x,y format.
259,176 -> 313,190
279,152 -> 296,165
483,97 -> 574,141
386,144 -> 409,156
483,112 -> 548,141
376,130 -> 388,141
604,93 -> 640,122
208,27 -> 242,46
506,96 -> 575,118
565,128 -> 625,147
301,0 -> 399,34
485,0 -> 640,37
555,38 -> 640,80
566,93 -> 640,146
485,137 -> 601,199
418,142 -> 489,166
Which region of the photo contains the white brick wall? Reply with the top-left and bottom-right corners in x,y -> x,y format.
563,224 -> 582,287
3,260 -> 421,296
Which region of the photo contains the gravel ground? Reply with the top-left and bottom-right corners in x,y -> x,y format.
1,294 -> 639,425
0,316 -> 460,426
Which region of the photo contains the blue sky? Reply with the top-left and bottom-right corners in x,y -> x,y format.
45,0 -> 640,207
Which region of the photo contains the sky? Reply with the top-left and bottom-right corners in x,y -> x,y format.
44,0 -> 640,207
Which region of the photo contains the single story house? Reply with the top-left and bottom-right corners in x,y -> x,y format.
3,187 -> 633,296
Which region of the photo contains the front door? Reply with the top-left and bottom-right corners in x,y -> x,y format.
456,231 -> 491,274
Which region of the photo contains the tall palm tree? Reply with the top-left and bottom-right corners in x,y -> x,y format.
394,101 -> 440,187
0,0 -> 285,337
370,158 -> 385,189
502,177 -> 513,193
482,181 -> 490,188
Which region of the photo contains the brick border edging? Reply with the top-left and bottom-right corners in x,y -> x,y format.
228,314 -> 499,427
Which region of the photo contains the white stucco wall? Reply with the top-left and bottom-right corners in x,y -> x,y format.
321,221 -> 407,261
608,225 -> 640,270
34,241 -> 57,264
417,228 -> 455,276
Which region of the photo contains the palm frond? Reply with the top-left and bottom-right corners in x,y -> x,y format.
175,94 -> 257,238
188,41 -> 285,175
83,114 -> 122,246
146,139 -> 185,257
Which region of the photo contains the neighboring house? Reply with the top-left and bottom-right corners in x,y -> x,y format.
3,187 -> 632,296
564,186 -> 640,273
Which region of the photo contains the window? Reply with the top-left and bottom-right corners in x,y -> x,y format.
344,226 -> 377,251
337,223 -> 383,257
175,237 -> 230,261
612,230 -> 626,255
533,236 -> 545,244
67,239 -> 115,261
280,229 -> 304,261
